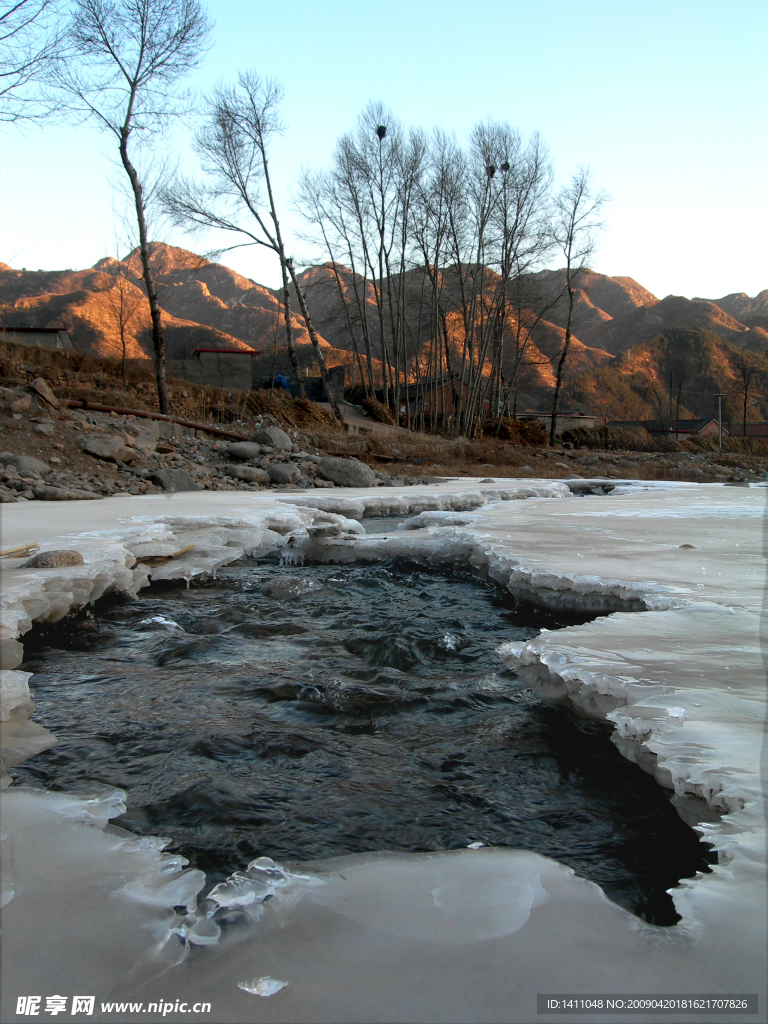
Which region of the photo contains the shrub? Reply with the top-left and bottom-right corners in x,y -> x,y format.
362,396 -> 396,425
482,417 -> 548,446
345,384 -> 368,405
561,425 -> 657,451
682,434 -> 768,455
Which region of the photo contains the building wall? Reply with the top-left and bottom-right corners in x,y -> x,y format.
696,420 -> 722,437
0,329 -> 73,351
167,352 -> 256,392
522,414 -> 597,433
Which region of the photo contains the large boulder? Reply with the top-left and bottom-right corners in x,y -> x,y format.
267,463 -> 301,485
225,442 -> 262,461
225,466 -> 270,484
316,456 -> 375,488
150,469 -> 200,492
30,377 -> 60,410
0,453 -> 51,475
250,426 -> 293,452
76,434 -> 137,464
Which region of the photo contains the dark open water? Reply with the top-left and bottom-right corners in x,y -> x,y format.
16,557 -> 714,925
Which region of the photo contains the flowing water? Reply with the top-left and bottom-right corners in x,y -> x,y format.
16,557 -> 714,926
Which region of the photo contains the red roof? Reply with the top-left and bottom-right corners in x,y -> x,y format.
0,326 -> 70,333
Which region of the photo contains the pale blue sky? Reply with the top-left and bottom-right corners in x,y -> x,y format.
1,0 -> 766,300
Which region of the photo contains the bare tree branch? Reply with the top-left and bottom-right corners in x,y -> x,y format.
55,0 -> 212,413
549,168 -> 607,444
161,71 -> 352,415
0,0 -> 62,122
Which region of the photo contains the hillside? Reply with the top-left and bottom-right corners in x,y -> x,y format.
521,267 -> 658,338
700,290 -> 768,338
292,261 -> 615,410
566,328 -> 768,428
577,295 -> 758,355
1,245 -> 765,422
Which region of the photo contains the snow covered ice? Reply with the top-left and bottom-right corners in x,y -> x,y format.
0,478 -> 765,1022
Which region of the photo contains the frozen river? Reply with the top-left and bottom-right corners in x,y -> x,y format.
1,478 -> 765,1022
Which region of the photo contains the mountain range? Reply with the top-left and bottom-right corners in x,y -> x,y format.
1,244 -> 765,421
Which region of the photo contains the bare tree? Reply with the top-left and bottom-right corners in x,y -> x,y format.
161,72 -> 352,416
299,115 -> 554,438
733,351 -> 761,438
0,0 -> 61,122
99,251 -> 143,385
549,169 -> 606,445
297,104 -> 430,415
56,0 -> 211,413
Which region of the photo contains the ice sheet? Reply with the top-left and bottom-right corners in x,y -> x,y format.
0,480 -> 765,1022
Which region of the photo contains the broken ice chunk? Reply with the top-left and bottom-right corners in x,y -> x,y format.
207,872 -> 271,907
186,916 -> 221,946
238,977 -> 287,997
117,863 -> 205,912
51,786 -> 127,825
398,511 -> 477,530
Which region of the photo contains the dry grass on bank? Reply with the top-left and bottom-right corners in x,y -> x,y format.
1,341 -> 765,483
0,341 -> 340,433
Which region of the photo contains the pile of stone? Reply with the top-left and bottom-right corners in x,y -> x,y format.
0,452 -> 104,502
573,451 -> 758,483
1,405 -> 438,500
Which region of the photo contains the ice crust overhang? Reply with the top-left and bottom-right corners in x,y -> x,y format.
0,479 -> 766,1022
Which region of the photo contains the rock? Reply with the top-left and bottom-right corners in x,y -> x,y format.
225,441 -> 263,461
131,429 -> 157,454
33,420 -> 55,436
225,466 -> 270,484
519,466 -> 535,475
150,468 -> 200,492
0,453 -> 51,475
268,463 -> 301,485
566,479 -> 616,496
76,434 -> 137,463
307,522 -> 342,537
555,462 -> 570,470
316,456 -> 375,488
32,484 -> 102,501
250,426 -> 293,452
30,378 -> 60,410
10,395 -> 32,414
23,549 -> 84,567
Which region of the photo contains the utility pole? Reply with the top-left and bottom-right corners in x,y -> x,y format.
716,393 -> 724,451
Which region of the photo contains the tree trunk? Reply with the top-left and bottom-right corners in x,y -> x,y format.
743,387 -> 748,439
280,261 -> 304,397
119,131 -> 169,415
549,281 -> 575,446
286,258 -> 344,422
